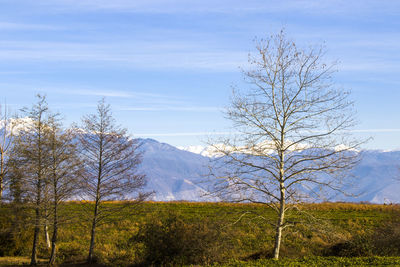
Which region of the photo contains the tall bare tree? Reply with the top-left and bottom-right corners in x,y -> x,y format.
47,117 -> 81,266
208,31 -> 362,259
77,99 -> 148,263
15,95 -> 52,265
0,104 -> 16,202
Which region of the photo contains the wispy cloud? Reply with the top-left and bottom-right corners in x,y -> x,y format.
46,88 -> 181,100
0,40 -> 246,71
134,131 -> 234,137
340,61 -> 400,73
0,22 -> 62,31
49,88 -> 135,98
119,106 -> 220,112
22,0 -> 400,16
134,129 -> 400,138
32,86 -> 211,112
350,129 -> 400,133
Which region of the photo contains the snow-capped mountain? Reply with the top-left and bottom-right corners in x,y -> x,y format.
178,143 -> 358,157
2,121 -> 400,203
0,117 -> 36,135
139,139 -> 215,201
177,144 -> 230,157
142,139 -> 400,203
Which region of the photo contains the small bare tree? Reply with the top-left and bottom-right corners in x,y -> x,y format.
77,99 -> 149,263
209,31 -> 362,259
47,117 -> 81,266
0,104 -> 16,202
15,94 -> 52,265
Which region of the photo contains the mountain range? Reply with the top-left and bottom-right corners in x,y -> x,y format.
2,119 -> 399,204
139,138 -> 400,204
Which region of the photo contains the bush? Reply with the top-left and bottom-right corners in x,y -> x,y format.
326,235 -> 374,257
326,213 -> 400,257
132,212 -> 224,266
0,227 -> 32,257
0,229 -> 16,256
0,204 -> 32,257
57,241 -> 87,263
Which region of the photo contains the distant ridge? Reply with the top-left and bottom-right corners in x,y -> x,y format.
140,139 -> 400,203
2,122 -> 400,203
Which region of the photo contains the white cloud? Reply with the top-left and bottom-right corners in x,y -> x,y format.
24,0 -> 400,16
0,22 -> 61,30
56,89 -> 135,98
119,106 -> 220,112
135,129 -> 400,138
350,129 -> 400,133
0,40 -> 246,71
134,131 -> 234,137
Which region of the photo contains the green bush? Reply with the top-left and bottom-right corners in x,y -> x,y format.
132,212 -> 225,266
326,213 -> 400,257
0,229 -> 16,256
327,235 -> 374,257
372,218 -> 400,256
57,241 -> 87,263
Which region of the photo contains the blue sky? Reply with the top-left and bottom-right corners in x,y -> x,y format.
0,0 -> 399,149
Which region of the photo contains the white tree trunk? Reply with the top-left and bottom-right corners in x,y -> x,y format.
273,185 -> 285,259
44,223 -> 51,249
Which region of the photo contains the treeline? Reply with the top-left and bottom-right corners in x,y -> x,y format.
0,95 -> 149,265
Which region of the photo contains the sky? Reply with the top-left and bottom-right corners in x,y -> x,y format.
0,0 -> 399,149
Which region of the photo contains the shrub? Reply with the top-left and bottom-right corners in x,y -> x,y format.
326,235 -> 374,257
326,212 -> 400,257
132,212 -> 224,266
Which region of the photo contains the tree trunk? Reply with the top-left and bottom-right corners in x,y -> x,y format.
30,206 -> 40,266
48,229 -> 57,266
273,130 -> 286,260
44,217 -> 51,249
48,203 -> 58,266
273,153 -> 286,260
88,137 -> 103,264
31,176 -> 42,266
0,174 -> 3,202
0,152 -> 4,202
87,202 -> 99,263
273,198 -> 285,259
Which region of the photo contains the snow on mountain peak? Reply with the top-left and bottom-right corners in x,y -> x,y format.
177,144 -> 235,157
0,117 -> 36,135
179,141 -> 358,158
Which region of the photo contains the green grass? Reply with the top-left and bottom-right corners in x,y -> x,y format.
2,256 -> 400,267
1,202 -> 400,266
215,256 -> 400,266
0,256 -> 47,266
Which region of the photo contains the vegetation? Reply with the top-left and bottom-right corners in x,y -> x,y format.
1,96 -> 148,265
207,30 -> 363,259
213,256 -> 400,267
1,201 -> 400,266
14,95 -> 54,265
76,98 -> 149,263
0,32 -> 392,267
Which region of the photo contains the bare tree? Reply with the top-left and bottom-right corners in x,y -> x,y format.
47,117 -> 81,266
6,152 -> 26,204
77,99 -> 149,263
15,94 -> 52,265
0,104 -> 16,202
208,31 -> 363,259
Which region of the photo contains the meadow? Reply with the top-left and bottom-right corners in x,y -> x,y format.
1,202 -> 400,266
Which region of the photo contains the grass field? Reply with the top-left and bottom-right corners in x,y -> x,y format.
214,256 -> 400,266
1,202 -> 400,266
0,256 -> 47,266
2,256 -> 400,267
